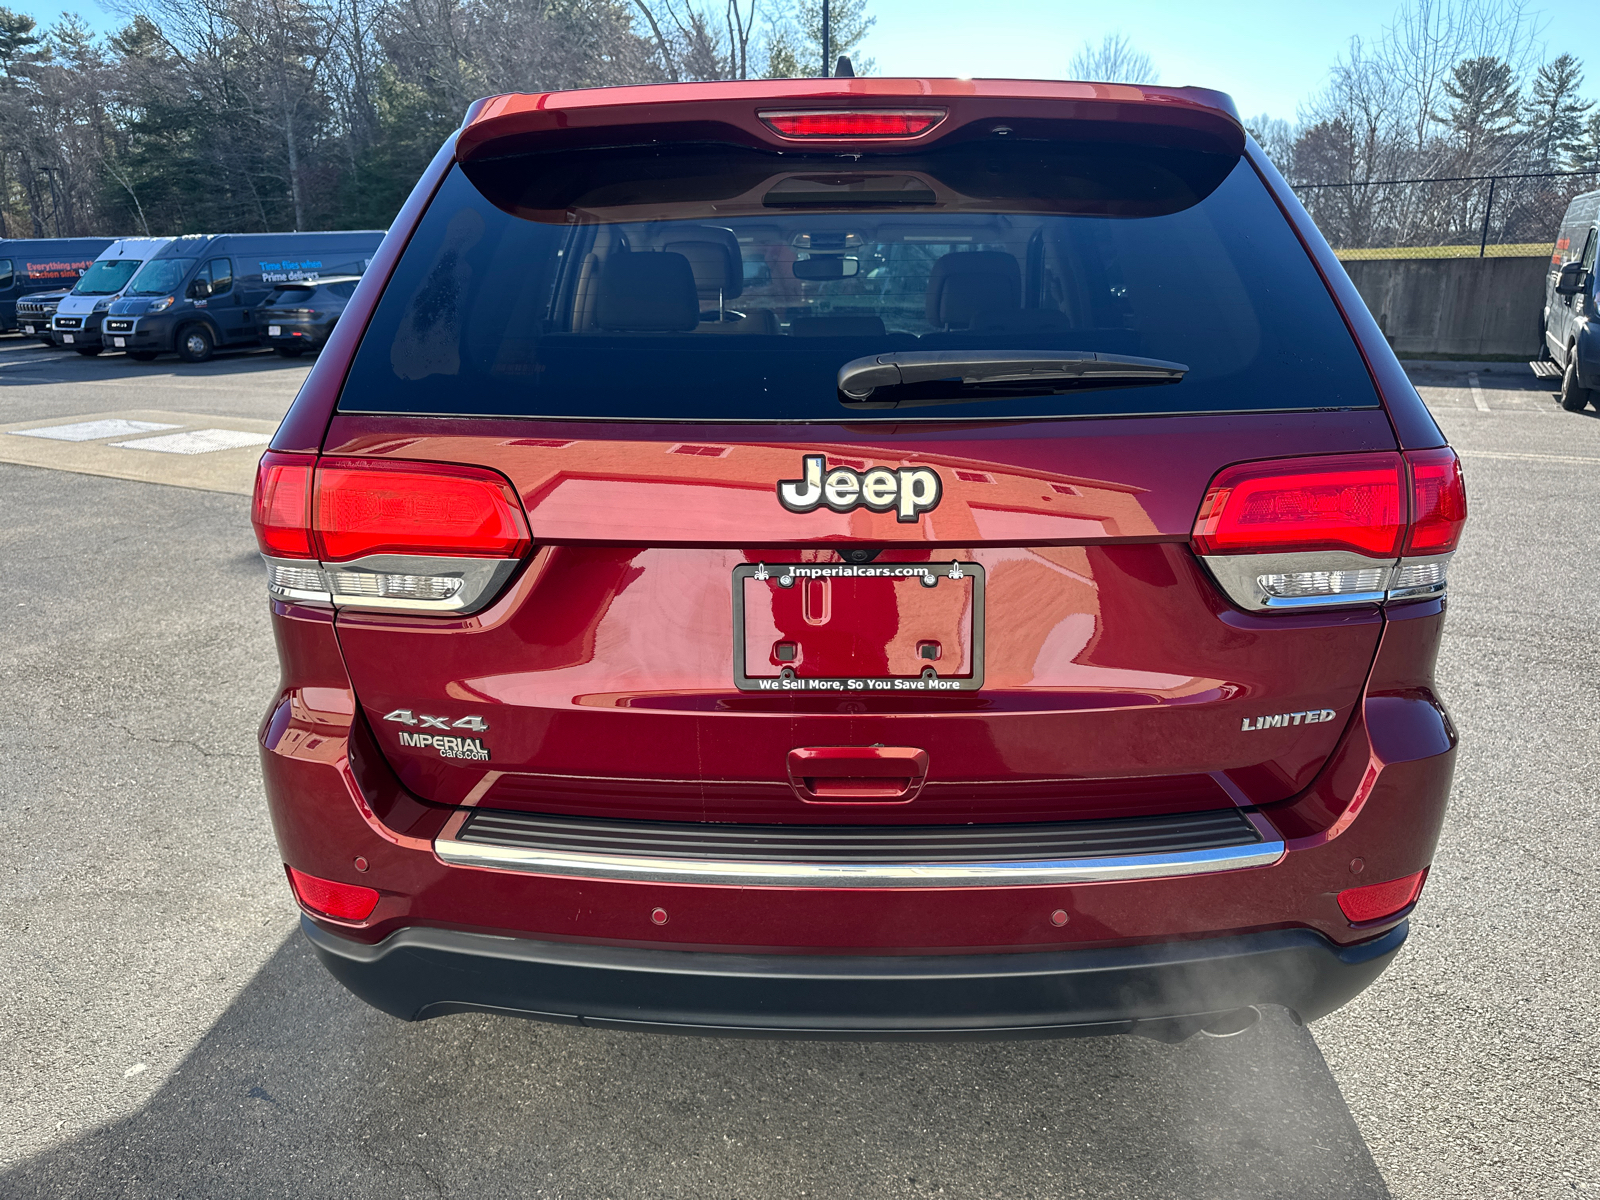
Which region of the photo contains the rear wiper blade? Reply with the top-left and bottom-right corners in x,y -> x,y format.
837,351 -> 1188,407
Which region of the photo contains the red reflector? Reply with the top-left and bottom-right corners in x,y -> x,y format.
1192,453 -> 1405,557
286,866 -> 379,921
1337,868 -> 1428,923
759,108 -> 946,138
252,451 -> 315,558
313,458 -> 531,562
1403,448 -> 1467,555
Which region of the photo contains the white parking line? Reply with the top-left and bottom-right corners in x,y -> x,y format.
10,419 -> 180,442
1458,449 -> 1600,465
1467,372 -> 1491,412
110,428 -> 272,455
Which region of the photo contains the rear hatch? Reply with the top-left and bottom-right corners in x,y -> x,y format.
300,90 -> 1396,825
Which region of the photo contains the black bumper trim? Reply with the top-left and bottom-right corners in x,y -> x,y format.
302,916 -> 1408,1040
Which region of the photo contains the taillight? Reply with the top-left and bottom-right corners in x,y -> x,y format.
1192,449 -> 1466,612
286,866 -> 379,922
314,459 -> 530,561
1193,454 -> 1404,558
251,455 -> 532,614
1337,868 -> 1428,923
1403,448 -> 1468,555
252,451 -> 315,558
758,108 -> 947,138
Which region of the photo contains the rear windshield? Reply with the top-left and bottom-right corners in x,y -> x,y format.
73,259 -> 142,296
340,139 -> 1378,422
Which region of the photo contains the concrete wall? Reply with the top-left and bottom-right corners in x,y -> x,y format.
1341,255 -> 1549,358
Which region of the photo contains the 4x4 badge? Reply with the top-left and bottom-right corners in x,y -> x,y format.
382,709 -> 489,732
777,454 -> 942,523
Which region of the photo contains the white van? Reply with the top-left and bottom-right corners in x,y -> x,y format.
51,238 -> 173,356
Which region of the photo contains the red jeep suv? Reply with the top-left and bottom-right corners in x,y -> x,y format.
254,78 -> 1465,1040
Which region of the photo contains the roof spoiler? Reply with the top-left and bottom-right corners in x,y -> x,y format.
455,78 -> 1245,164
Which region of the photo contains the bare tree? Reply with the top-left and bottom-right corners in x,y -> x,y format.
1068,33 -> 1158,85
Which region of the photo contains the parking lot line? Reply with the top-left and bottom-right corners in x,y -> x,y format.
0,409 -> 277,494
1457,448 -> 1600,465
1467,372 -> 1491,412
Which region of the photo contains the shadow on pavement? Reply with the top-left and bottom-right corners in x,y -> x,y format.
3,932 -> 1391,1199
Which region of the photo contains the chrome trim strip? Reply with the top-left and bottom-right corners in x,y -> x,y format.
433,833 -> 1287,887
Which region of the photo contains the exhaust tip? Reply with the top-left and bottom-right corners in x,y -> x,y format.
1199,1006 -> 1261,1038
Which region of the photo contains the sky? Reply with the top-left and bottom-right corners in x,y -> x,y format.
11,0 -> 1600,123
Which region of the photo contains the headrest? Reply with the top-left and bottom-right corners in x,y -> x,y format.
926,251 -> 1021,328
595,252 -> 699,332
789,314 -> 887,337
660,226 -> 743,301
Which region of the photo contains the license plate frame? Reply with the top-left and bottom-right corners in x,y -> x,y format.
731,560 -> 985,693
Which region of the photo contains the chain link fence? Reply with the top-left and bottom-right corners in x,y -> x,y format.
1289,169 -> 1600,260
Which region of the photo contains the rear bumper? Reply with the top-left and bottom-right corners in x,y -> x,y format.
303,915 -> 1408,1038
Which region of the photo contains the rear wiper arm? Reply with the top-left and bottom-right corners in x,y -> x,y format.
837,351 -> 1188,407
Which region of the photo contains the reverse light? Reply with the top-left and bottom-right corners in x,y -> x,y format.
1192,450 -> 1466,612
759,108 -> 947,138
1337,868 -> 1428,923
251,455 -> 533,614
286,866 -> 379,922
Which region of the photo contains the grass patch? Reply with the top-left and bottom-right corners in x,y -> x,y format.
1334,243 -> 1551,260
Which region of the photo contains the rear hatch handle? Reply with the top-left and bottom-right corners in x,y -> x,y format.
788,746 -> 930,804
837,351 -> 1188,406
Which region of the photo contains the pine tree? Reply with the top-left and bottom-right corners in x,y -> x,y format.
1434,55 -> 1521,167
765,0 -> 874,79
1568,113 -> 1600,173
1522,54 -> 1593,170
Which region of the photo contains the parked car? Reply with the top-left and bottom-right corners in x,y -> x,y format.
1544,189 -> 1600,412
50,238 -> 172,355
15,288 -> 71,345
105,231 -> 384,362
255,274 -> 362,357
254,78 -> 1466,1041
0,236 -> 112,332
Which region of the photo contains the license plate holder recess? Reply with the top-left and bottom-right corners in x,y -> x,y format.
732,560 -> 985,693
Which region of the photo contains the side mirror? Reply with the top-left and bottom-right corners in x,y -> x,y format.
791,256 -> 859,281
187,277 -> 212,300
1556,261 -> 1589,296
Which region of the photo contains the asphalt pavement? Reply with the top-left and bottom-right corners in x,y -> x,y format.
0,336 -> 1594,1199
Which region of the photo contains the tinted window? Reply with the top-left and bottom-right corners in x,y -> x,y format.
128,258 -> 196,295
265,284 -> 316,306
209,258 -> 233,292
341,143 -> 1377,422
73,259 -> 141,296
0,259 -> 12,289
326,280 -> 359,299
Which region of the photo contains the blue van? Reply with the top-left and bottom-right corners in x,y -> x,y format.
0,237 -> 114,331
1545,189 -> 1600,412
104,231 -> 385,362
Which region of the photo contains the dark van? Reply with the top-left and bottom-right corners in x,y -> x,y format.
1544,189 -> 1600,411
0,237 -> 113,332
104,231 -> 385,362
